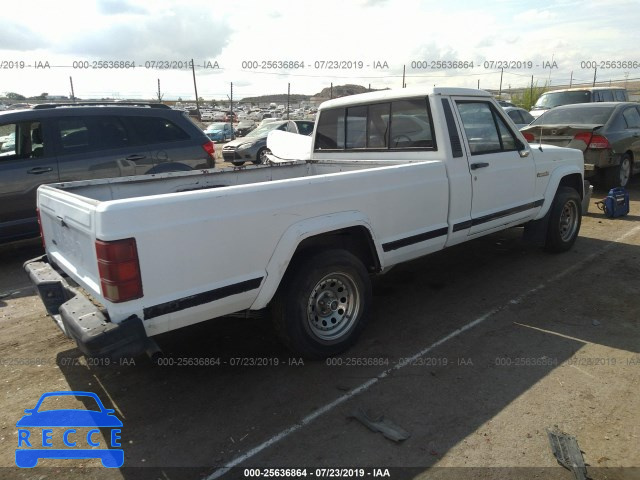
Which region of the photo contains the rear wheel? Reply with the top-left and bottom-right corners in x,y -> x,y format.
603,154 -> 632,189
544,187 -> 582,253
231,160 -> 245,166
271,250 -> 372,359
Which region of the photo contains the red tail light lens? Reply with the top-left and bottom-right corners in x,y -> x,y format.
95,238 -> 143,303
202,141 -> 215,163
574,132 -> 609,149
587,135 -> 610,149
523,132 -> 535,142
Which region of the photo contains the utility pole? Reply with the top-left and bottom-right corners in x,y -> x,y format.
157,79 -> 163,103
230,82 -> 233,122
569,71 -> 573,88
530,75 -> 534,103
69,76 -> 75,103
592,67 -> 597,87
498,68 -> 503,97
402,65 -> 406,88
287,83 -> 290,120
191,58 -> 201,121
330,82 -> 333,99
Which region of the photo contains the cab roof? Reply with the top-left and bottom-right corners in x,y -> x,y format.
319,86 -> 492,110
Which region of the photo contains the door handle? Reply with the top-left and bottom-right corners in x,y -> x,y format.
470,162 -> 489,170
27,167 -> 53,174
126,154 -> 146,161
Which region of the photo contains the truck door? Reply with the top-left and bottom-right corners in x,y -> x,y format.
452,98 -> 538,235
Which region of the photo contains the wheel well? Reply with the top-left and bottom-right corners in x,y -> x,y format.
290,227 -> 381,274
558,173 -> 584,199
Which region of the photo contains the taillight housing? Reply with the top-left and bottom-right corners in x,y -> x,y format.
202,140 -> 216,165
36,208 -> 45,249
95,238 -> 143,303
523,132 -> 535,142
574,132 -> 610,149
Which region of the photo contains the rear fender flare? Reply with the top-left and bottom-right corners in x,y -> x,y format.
250,211 -> 381,310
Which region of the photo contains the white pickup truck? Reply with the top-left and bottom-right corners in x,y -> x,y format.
25,87 -> 584,360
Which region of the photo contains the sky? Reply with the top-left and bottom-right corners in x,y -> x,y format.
2,0 -> 640,101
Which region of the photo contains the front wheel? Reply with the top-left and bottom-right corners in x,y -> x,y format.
544,186 -> 582,253
254,147 -> 271,165
271,250 -> 372,359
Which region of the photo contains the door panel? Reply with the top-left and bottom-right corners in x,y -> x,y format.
453,99 -> 537,235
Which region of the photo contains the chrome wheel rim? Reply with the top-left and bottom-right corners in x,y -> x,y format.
559,199 -> 579,242
306,273 -> 360,342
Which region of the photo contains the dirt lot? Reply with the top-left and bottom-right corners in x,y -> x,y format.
0,182 -> 638,480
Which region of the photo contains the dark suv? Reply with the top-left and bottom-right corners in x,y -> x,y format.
0,102 -> 216,243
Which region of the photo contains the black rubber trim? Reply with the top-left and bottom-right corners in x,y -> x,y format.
143,277 -> 263,320
453,199 -> 544,232
382,227 -> 448,252
441,98 -> 463,158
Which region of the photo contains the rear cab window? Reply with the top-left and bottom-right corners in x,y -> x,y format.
314,97 -> 436,151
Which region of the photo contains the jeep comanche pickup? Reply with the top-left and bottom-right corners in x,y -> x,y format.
25,87 -> 584,359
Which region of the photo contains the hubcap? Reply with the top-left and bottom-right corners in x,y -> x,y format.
559,199 -> 579,242
620,158 -> 631,186
306,273 -> 360,342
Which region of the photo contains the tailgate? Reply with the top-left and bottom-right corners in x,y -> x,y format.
37,185 -> 102,298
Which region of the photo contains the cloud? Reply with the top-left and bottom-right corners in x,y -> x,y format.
59,9 -> 232,60
0,22 -> 48,51
97,0 -> 147,15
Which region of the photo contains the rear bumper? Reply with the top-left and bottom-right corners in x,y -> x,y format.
23,256 -> 149,359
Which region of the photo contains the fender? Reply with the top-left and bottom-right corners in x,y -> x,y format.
534,164 -> 583,220
250,211 -> 382,310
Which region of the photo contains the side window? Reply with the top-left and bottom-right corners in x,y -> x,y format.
94,116 -> 129,149
614,90 -> 627,101
315,108 -> 345,150
622,107 -> 640,129
128,116 -> 190,144
520,110 -> 535,124
456,101 -> 518,155
0,122 -> 45,159
390,98 -> 434,148
58,117 -> 92,153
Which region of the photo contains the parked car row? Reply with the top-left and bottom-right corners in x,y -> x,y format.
222,120 -> 314,165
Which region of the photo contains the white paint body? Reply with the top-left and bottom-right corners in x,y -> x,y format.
36,87 -> 583,339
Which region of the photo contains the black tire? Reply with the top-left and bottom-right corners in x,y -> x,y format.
603,154 -> 632,189
271,249 -> 372,359
231,161 -> 245,166
544,186 -> 582,253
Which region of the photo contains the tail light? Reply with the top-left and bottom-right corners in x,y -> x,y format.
523,132 -> 535,142
95,238 -> 143,303
202,140 -> 216,165
574,132 -> 610,149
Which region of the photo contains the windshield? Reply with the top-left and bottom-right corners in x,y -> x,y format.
534,91 -> 591,109
206,123 -> 227,132
532,106 -> 615,125
246,122 -> 286,137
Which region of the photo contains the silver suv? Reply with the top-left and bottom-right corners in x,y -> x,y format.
0,102 -> 216,243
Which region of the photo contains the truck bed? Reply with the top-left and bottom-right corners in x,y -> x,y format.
52,160 -> 409,202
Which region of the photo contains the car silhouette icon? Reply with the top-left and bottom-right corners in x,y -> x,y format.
15,391 -> 123,468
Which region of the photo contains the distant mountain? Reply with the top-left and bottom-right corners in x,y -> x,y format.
239,84 -> 386,104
